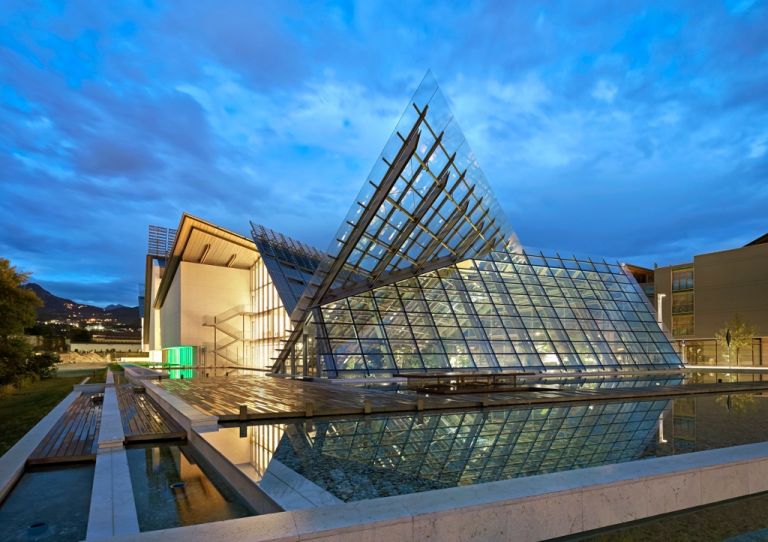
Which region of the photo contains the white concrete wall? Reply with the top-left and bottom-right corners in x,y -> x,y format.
178,261 -> 251,358
148,260 -> 164,351
159,270 -> 182,348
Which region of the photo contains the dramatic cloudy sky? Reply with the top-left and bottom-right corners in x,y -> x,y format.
1,1 -> 766,306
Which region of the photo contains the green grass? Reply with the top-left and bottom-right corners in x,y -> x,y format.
0,374 -> 85,456
86,368 -> 107,383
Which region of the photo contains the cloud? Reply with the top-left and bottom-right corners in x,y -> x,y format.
591,80 -> 618,102
0,1 -> 766,304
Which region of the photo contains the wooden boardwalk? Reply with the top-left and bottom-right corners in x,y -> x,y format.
116,385 -> 186,442
153,374 -> 768,422
28,393 -> 101,465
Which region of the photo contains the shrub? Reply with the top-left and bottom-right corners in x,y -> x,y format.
26,351 -> 59,379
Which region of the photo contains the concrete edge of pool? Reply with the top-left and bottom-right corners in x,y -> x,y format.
86,382 -> 140,540
104,439 -> 768,542
0,389 -> 81,502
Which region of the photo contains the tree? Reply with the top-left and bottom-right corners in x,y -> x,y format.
0,258 -> 41,338
26,351 -> 59,379
0,258 -> 42,385
69,326 -> 92,342
715,314 -> 758,365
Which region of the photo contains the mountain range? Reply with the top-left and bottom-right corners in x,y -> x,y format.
22,283 -> 140,327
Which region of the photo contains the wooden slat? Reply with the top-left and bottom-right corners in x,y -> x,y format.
153,374 -> 768,422
115,385 -> 186,442
27,394 -> 101,465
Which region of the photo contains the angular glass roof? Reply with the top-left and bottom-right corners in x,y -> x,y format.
291,71 -> 517,321
250,223 -> 323,314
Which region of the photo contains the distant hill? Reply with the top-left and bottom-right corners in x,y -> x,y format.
22,283 -> 140,327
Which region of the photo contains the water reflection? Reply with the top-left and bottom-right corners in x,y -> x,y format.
648,393 -> 768,457
242,400 -> 669,502
237,390 -> 768,502
126,444 -> 253,532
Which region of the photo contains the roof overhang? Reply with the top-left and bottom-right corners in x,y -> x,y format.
745,232 -> 768,247
153,213 -> 259,309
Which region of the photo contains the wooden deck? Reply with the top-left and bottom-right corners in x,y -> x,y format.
116,385 -> 186,442
27,393 -> 101,465
152,374 -> 768,422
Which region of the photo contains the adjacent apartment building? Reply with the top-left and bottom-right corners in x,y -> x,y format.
631,235 -> 768,367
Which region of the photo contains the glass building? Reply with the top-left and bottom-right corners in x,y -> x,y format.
143,73 -> 682,376
269,72 -> 683,377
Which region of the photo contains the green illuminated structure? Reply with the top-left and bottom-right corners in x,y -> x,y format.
162,346 -> 195,379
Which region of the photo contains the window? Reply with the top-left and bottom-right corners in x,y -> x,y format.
672,314 -> 694,336
671,291 -> 694,315
672,269 -> 694,291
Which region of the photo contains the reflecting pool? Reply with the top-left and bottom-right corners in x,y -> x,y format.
0,464 -> 93,542
227,392 -> 768,502
126,444 -> 253,531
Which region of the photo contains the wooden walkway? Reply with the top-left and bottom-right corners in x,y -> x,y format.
153,374 -> 768,422
116,385 -> 186,442
27,393 -> 101,465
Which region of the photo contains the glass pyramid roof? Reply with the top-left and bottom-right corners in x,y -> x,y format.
291,71 -> 518,322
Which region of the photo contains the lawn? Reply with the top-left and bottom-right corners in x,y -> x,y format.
0,373 -> 94,456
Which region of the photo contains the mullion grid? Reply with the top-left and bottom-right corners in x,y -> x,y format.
522,258 -> 570,370
504,252 -> 566,371
457,260 -> 508,370
524,250 -> 634,372
287,399 -> 669,498
513,408 -> 566,477
525,248 -> 672,372
416,107 -> 491,246
340,103 -> 499,290
325,298 -> 369,373
476,408 -> 529,483
557,255 -> 609,371
433,266 -> 478,370
391,283 -> 427,372
433,412 -> 474,484
317,247 -> 679,375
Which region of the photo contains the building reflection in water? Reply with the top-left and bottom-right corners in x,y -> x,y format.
243,399 -> 670,502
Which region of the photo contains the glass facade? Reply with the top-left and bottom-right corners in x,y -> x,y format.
162,345 -> 195,379
671,268 -> 694,291
313,248 -> 680,377
250,223 -> 322,314
268,73 -> 683,377
304,71 -> 513,300
252,257 -> 294,370
682,338 -> 763,366
249,224 -> 323,369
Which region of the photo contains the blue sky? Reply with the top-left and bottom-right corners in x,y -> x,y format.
1,1 -> 766,306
